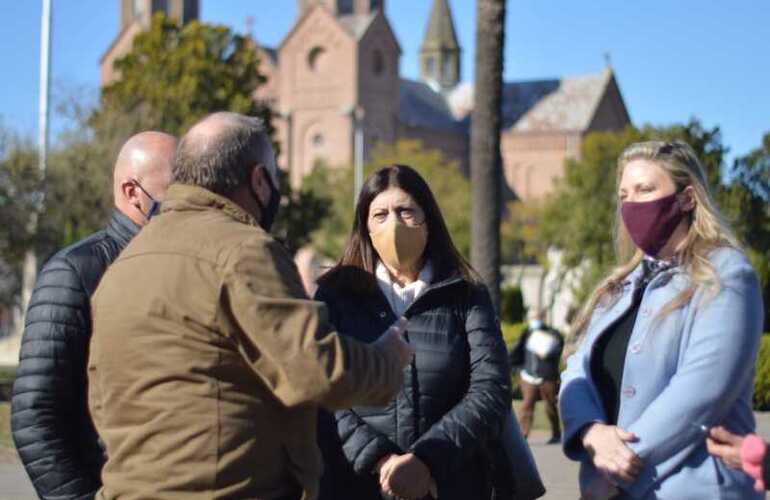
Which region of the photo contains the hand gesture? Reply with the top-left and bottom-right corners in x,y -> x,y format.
706,426 -> 744,470
582,423 -> 643,484
379,453 -> 433,499
372,317 -> 414,370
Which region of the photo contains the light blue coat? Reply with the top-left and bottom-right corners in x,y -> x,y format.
560,247 -> 764,500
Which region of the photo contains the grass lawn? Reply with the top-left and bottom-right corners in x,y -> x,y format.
1,402 -> 11,449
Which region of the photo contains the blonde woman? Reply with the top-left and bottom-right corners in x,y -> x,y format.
560,141 -> 764,499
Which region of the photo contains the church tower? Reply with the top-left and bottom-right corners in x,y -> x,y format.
297,0 -> 384,17
102,0 -> 199,85
279,0 -> 398,185
119,0 -> 198,30
420,0 -> 461,91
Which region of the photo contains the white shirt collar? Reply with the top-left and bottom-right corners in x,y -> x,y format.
375,260 -> 433,317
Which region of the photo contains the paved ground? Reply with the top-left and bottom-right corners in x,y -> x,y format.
1,414 -> 768,500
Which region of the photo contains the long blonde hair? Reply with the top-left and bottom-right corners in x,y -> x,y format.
571,140 -> 741,339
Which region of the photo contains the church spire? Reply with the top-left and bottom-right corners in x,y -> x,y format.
420,0 -> 461,91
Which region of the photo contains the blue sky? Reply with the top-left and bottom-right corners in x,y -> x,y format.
1,1 -> 768,163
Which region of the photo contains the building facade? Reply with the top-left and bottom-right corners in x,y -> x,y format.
101,0 -> 631,200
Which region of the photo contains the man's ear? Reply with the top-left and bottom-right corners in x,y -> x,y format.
250,165 -> 271,206
121,179 -> 140,206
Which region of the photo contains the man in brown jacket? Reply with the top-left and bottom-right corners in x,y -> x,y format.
88,112 -> 412,500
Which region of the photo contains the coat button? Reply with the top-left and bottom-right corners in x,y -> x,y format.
379,312 -> 387,319
630,343 -> 642,354
640,307 -> 651,316
622,386 -> 637,398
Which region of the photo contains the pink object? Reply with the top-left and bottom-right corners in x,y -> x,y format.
740,434 -> 767,492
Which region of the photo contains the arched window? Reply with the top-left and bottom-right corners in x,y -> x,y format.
426,56 -> 436,80
442,53 -> 454,82
307,46 -> 327,72
372,50 -> 385,76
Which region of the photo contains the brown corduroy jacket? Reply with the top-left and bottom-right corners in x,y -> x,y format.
88,184 -> 404,500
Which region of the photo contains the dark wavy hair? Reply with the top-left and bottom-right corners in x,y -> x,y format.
318,164 -> 478,294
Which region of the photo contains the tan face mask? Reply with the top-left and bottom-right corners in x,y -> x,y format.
370,216 -> 428,272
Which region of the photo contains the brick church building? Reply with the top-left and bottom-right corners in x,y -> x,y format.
102,0 -> 631,201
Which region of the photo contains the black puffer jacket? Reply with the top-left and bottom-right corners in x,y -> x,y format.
316,273 -> 512,500
11,209 -> 140,500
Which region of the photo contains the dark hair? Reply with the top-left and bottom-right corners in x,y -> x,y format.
318,164 -> 478,294
172,112 -> 271,196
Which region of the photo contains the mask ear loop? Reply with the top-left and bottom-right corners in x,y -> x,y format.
132,179 -> 159,221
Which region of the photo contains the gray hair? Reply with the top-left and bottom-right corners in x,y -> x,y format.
172,112 -> 274,196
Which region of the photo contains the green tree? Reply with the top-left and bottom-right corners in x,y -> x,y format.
271,169 -> 330,256
729,133 -> 770,328
0,129 -> 40,305
306,140 -> 472,261
97,14 -> 269,139
501,199 -> 547,265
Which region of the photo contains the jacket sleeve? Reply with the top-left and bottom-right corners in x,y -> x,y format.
334,408 -> 401,475
622,258 -> 763,498
11,257 -> 101,500
408,286 -> 512,485
559,319 -> 609,462
312,286 -> 402,475
221,236 -> 403,410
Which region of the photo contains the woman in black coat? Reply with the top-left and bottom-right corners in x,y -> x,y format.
316,165 -> 512,500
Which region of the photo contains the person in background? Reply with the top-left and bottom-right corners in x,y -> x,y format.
707,426 -> 770,493
11,131 -> 177,500
315,165 -> 514,500
559,140 -> 764,499
509,308 -> 564,443
87,113 -> 412,500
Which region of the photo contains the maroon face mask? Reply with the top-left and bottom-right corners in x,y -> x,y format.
621,193 -> 687,257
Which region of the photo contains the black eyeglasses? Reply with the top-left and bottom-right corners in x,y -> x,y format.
132,178 -> 156,202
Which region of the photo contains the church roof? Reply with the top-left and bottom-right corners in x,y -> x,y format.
505,71 -> 613,132
337,13 -> 378,40
406,68 -> 618,133
421,0 -> 460,51
399,79 -> 469,132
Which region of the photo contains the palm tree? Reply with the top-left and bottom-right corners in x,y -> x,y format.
470,0 -> 506,310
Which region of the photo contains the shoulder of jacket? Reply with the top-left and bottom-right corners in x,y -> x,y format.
706,246 -> 754,277
313,282 -> 332,303
49,230 -> 108,262
224,229 -> 293,271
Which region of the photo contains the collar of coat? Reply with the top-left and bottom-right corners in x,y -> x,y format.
107,207 -> 141,248
161,184 -> 260,227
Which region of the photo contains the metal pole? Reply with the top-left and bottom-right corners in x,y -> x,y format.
38,0 -> 51,176
19,0 -> 52,331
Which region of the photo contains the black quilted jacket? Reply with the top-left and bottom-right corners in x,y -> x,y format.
11,209 -> 139,500
316,274 -> 512,500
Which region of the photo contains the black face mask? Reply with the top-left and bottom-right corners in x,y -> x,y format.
250,171 -> 280,232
